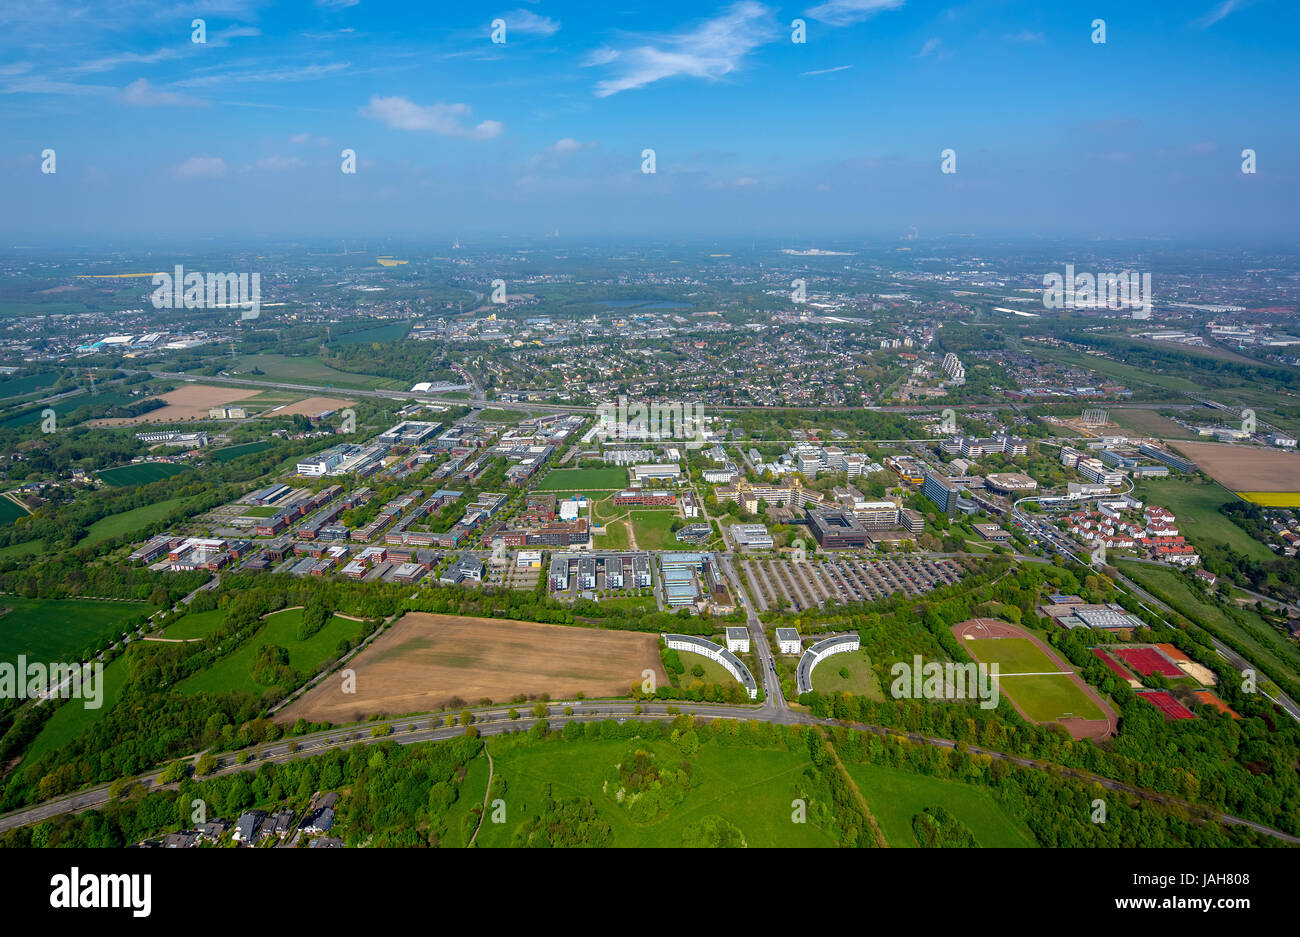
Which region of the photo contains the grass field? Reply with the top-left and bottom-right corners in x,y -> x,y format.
595,519 -> 632,550
964,637 -> 1106,723
628,511 -> 680,550
211,441 -> 273,462
78,497 -> 190,547
472,736 -> 838,848
677,652 -> 739,690
845,762 -> 1037,847
160,608 -> 227,640
281,612 -> 666,724
0,370 -> 58,400
238,505 -> 280,518
1135,477 -> 1274,563
0,540 -> 44,559
98,463 -> 190,486
22,652 -> 132,763
810,649 -> 885,701
0,497 -> 29,526
177,607 -> 363,697
1105,409 -> 1197,440
0,596 -> 148,665
535,467 -> 628,490
1117,559 -> 1300,696
331,321 -> 411,344
1239,492 -> 1300,507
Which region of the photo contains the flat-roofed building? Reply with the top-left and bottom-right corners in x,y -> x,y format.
729,523 -> 773,551
775,628 -> 801,655
724,627 -> 750,653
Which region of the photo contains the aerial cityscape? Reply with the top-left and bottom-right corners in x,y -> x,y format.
0,0 -> 1295,908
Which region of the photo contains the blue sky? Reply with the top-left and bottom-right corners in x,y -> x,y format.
2,0 -> 1297,242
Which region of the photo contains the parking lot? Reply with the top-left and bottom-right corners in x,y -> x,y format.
743,555 -> 962,612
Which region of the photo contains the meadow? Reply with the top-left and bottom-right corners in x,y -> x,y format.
1135,477 -> 1274,563
0,596 -> 149,665
98,463 -> 190,487
211,441 -> 273,462
78,497 -> 191,547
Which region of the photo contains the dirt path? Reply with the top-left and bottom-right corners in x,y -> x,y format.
467,746 -> 495,847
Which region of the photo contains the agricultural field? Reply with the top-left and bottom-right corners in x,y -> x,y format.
1238,492 -> 1300,507
281,613 -> 666,724
78,497 -> 191,547
0,496 -> 29,526
0,596 -> 148,665
1134,477 -> 1275,563
1170,440 -> 1300,493
810,648 -> 886,701
535,467 -> 627,491
331,321 -> 411,344
0,370 -> 59,400
97,463 -> 190,486
955,619 -> 1114,740
226,353 -> 405,391
177,607 -> 366,697
845,762 -> 1037,848
472,735 -> 838,848
88,384 -> 260,426
260,395 -> 356,418
210,441 -> 273,462
1104,408 -> 1197,440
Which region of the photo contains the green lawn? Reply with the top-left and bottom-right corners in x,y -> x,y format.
238,505 -> 280,518
535,467 -> 628,490
678,653 -> 739,690
23,652 -> 132,763
628,511 -> 680,550
98,463 -> 190,487
595,518 -> 632,551
473,736 -> 838,848
0,596 -> 148,665
1134,477 -> 1274,563
226,353 -> 405,391
845,762 -> 1037,847
176,608 -> 364,696
811,649 -> 885,701
78,497 -> 190,547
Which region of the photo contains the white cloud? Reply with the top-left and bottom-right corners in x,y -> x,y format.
802,64 -> 852,75
501,9 -> 560,36
290,132 -> 329,145
582,47 -> 620,67
804,0 -> 903,28
527,137 -> 596,166
69,47 -> 181,74
359,95 -> 504,139
120,78 -> 203,107
173,156 -> 227,178
591,1 -> 778,98
1005,29 -> 1044,42
918,37 -> 940,56
1196,0 -> 1245,28
175,62 -> 349,88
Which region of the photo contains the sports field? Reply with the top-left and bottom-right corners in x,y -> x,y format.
535,467 -> 627,491
954,619 -> 1115,739
280,612 -> 667,723
0,596 -> 148,665
98,463 -> 190,486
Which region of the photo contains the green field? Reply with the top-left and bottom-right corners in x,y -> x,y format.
98,463 -> 190,487
226,353 -> 405,391
176,607 -> 364,696
1135,477 -> 1274,563
239,505 -> 280,518
628,511 -> 680,550
0,540 -> 44,559
78,497 -> 190,547
473,735 -> 838,848
845,762 -> 1037,847
677,651 -> 739,690
1117,559 -> 1300,697
595,519 -> 632,551
211,441 -> 273,462
0,497 -> 28,526
535,467 -> 628,490
331,321 -> 412,344
1105,408 -> 1198,440
811,649 -> 886,701
0,596 -> 148,665
964,637 -> 1105,722
0,370 -> 58,400
23,652 -> 132,763
160,608 -> 227,640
